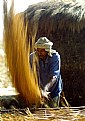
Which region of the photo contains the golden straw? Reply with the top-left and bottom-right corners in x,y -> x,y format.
3,0 -> 41,105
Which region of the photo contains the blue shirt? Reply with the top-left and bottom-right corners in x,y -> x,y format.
30,51 -> 63,98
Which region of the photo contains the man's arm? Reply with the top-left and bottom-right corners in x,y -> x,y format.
44,53 -> 61,92
44,76 -> 57,91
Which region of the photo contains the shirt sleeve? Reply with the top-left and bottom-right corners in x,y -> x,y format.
49,53 -> 61,79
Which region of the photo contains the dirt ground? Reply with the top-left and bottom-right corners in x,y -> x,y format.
0,41 -> 85,121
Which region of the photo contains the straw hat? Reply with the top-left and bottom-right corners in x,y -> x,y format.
34,37 -> 56,56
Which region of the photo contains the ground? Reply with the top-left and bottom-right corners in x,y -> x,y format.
0,41 -> 85,121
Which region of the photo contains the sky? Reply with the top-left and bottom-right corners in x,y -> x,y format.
0,0 -> 46,41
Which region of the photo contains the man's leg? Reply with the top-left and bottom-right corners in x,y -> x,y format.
52,95 -> 60,107
41,94 -> 60,108
48,94 -> 60,108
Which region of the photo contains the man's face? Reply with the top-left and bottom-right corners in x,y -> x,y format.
36,48 -> 47,60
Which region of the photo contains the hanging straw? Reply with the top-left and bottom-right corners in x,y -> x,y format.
3,0 -> 41,105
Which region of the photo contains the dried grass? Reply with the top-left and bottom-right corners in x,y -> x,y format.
24,1 -> 85,35
3,0 -> 41,105
1,107 -> 85,121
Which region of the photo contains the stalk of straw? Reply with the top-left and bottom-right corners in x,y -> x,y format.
3,0 -> 41,105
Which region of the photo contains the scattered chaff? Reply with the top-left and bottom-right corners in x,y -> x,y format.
1,107 -> 85,121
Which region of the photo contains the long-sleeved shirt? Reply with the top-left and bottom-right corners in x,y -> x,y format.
30,51 -> 63,98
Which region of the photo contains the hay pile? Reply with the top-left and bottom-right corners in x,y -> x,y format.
3,0 -> 41,105
1,107 -> 85,121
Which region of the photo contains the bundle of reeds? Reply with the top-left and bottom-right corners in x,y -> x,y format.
3,0 -> 41,105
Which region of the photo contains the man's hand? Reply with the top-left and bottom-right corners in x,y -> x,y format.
41,89 -> 50,99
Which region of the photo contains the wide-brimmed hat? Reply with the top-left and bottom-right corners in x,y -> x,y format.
34,37 -> 56,56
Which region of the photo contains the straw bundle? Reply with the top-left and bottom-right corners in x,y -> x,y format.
3,0 -> 41,105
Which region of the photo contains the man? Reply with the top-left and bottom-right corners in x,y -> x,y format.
30,37 -> 63,107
